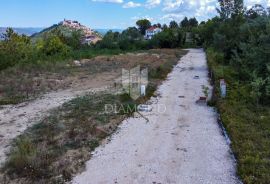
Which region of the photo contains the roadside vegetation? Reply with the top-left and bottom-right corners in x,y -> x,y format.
201,1 -> 270,183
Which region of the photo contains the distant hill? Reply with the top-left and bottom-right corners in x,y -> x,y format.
0,27 -> 44,36
31,19 -> 102,44
0,27 -> 122,37
95,29 -> 123,35
0,24 -> 122,42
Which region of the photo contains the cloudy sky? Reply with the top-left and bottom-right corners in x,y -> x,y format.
1,0 -> 269,29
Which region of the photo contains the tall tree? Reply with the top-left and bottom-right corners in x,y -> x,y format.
217,0 -> 244,19
180,17 -> 189,28
233,0 -> 244,16
0,28 -> 33,70
121,27 -> 142,40
245,4 -> 267,19
217,0 -> 234,19
189,18 -> 198,27
169,21 -> 178,29
162,24 -> 168,30
136,19 -> 151,35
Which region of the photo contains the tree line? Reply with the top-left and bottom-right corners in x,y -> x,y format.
0,16 -> 200,71
199,1 -> 270,105
95,16 -> 200,50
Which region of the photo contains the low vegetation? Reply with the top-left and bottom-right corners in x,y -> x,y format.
207,48 -> 270,184
203,2 -> 270,182
0,49 -> 185,105
1,49 -> 186,183
2,93 -> 134,183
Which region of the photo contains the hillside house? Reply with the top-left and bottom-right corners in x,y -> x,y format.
82,35 -> 97,45
145,27 -> 162,39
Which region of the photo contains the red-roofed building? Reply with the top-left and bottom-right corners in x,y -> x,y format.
145,26 -> 162,39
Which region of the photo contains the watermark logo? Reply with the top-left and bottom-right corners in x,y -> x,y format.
122,65 -> 148,100
104,103 -> 167,114
103,65 -> 168,116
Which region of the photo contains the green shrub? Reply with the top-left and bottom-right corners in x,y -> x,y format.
207,49 -> 270,184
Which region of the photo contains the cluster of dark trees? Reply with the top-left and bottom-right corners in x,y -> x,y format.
95,16 -> 200,50
200,0 -> 270,105
0,27 -> 85,70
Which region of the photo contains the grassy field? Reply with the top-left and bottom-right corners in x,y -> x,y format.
207,49 -> 270,184
0,49 -> 185,105
1,49 -> 187,183
0,49 -> 125,105
2,93 -> 134,183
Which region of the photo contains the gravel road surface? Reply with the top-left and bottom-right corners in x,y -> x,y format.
72,49 -> 240,184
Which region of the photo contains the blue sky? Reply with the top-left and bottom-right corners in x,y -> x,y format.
1,0 -> 269,29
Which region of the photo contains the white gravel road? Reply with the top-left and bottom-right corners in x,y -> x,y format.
72,49 -> 240,184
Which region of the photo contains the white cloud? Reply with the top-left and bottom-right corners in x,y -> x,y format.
245,0 -> 270,9
145,0 -> 162,9
162,0 -> 183,12
92,0 -> 123,3
162,0 -> 218,21
162,0 -> 217,12
162,13 -> 184,21
131,15 -> 154,21
159,0 -> 269,24
123,1 -> 141,8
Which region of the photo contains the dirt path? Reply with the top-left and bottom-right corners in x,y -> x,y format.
0,74 -> 116,166
72,49 -> 240,184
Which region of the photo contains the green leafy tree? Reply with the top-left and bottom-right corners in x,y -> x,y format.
217,0 -> 234,19
67,30 -> 83,49
245,4 -> 267,19
119,27 -> 143,50
121,27 -> 142,40
95,30 -> 119,49
265,64 -> 270,98
41,35 -> 69,56
189,18 -> 198,27
169,21 -> 179,29
136,19 -> 151,35
251,74 -> 265,106
233,0 -> 244,16
197,17 -> 221,46
0,28 -> 33,70
217,0 -> 244,19
151,29 -> 183,48
180,17 -> 189,28
162,24 -> 168,30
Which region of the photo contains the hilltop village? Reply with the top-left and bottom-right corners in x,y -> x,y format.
59,19 -> 102,44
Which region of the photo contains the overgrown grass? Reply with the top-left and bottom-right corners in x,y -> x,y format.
3,93 -> 136,183
0,49 -> 186,105
1,49 -> 187,183
70,48 -> 124,60
207,48 -> 270,184
0,48 -> 125,105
